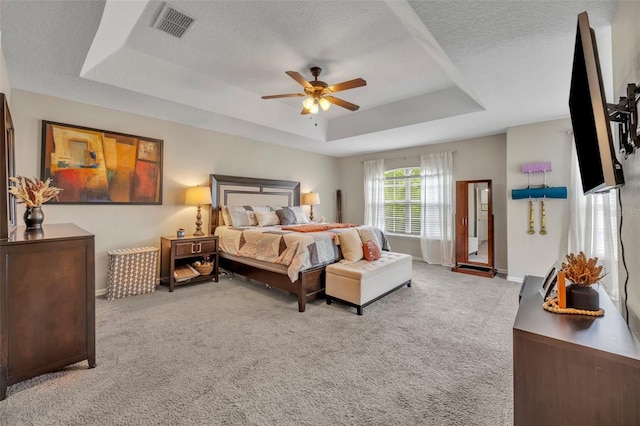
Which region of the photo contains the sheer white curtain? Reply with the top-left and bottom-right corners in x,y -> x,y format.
420,152 -> 455,266
568,142 -> 619,300
363,159 -> 385,230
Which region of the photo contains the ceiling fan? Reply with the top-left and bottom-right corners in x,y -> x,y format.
261,67 -> 366,114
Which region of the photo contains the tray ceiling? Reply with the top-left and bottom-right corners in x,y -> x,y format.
0,0 -> 618,157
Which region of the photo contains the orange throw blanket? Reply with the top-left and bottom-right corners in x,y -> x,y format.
282,223 -> 359,233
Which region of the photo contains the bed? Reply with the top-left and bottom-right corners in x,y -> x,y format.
209,174 -> 387,312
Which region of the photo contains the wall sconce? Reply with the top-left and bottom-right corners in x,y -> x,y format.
301,192 -> 320,221
185,186 -> 212,236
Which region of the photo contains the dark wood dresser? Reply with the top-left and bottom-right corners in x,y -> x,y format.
0,223 -> 96,400
513,276 -> 640,425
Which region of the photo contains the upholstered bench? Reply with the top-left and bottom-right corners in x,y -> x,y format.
325,251 -> 412,315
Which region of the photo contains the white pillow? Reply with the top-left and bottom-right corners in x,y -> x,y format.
288,206 -> 310,224
357,227 -> 380,246
255,210 -> 280,227
249,206 -> 272,225
226,206 -> 252,227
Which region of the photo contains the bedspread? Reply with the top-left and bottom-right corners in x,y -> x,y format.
214,224 -> 388,282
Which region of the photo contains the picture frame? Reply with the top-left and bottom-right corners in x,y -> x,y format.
539,261 -> 561,300
41,121 -> 163,204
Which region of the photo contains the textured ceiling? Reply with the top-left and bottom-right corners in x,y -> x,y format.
0,0 -> 618,157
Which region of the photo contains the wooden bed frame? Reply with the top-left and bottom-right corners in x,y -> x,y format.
209,174 -> 326,312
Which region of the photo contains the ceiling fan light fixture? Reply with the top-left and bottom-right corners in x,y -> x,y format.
262,67 -> 366,115
318,97 -> 331,111
302,96 -> 315,110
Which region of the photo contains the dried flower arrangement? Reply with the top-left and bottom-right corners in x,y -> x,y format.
8,176 -> 63,207
561,251 -> 606,286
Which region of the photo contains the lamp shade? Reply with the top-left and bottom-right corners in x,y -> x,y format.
302,96 -> 315,109
185,186 -> 212,205
318,97 -> 331,111
301,192 -> 320,206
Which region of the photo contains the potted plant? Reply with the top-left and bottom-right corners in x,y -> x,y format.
8,176 -> 62,229
561,251 -> 606,311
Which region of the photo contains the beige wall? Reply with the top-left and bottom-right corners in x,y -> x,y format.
612,1 -> 640,333
506,118 -> 572,282
0,34 -> 10,102
10,90 -> 340,294
337,134 -> 508,272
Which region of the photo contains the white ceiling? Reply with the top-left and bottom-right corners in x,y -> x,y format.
0,0 -> 618,157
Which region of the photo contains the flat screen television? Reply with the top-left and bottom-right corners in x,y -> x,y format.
569,11 -> 624,194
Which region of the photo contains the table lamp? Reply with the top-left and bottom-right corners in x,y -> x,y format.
185,186 -> 212,236
301,192 -> 320,221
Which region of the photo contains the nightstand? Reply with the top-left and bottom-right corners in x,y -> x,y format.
160,235 -> 219,291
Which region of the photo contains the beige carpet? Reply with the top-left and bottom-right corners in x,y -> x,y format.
0,261 -> 520,425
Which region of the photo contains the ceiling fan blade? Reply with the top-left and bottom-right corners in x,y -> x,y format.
286,71 -> 313,88
301,107 -> 311,115
325,96 -> 360,111
261,93 -> 306,99
327,78 -> 366,93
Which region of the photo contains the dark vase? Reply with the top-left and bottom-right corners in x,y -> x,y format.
24,206 -> 44,230
23,228 -> 44,240
566,283 -> 599,311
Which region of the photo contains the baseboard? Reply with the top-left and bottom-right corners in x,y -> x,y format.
410,256 -> 454,268
507,275 -> 524,283
412,257 -> 503,275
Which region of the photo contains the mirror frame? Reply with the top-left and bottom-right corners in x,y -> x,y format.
452,179 -> 496,278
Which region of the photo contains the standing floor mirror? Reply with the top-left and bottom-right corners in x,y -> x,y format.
452,180 -> 496,278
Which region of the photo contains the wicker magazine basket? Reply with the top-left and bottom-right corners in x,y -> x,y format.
192,262 -> 214,275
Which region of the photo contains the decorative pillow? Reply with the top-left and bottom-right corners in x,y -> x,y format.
357,227 -> 380,246
288,206 -> 310,224
222,206 -> 271,226
276,207 -> 297,225
337,228 -> 364,262
362,240 -> 382,261
255,210 -> 280,227
226,206 -> 252,227
244,206 -> 272,226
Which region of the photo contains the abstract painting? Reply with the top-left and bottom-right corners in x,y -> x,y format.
41,121 -> 163,204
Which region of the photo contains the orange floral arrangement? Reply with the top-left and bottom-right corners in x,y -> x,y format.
561,251 -> 605,287
8,176 -> 62,207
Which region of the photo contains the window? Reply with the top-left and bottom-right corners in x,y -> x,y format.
384,167 -> 421,235
568,144 -> 619,300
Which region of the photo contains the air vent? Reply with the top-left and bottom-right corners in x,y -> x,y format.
153,3 -> 195,38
